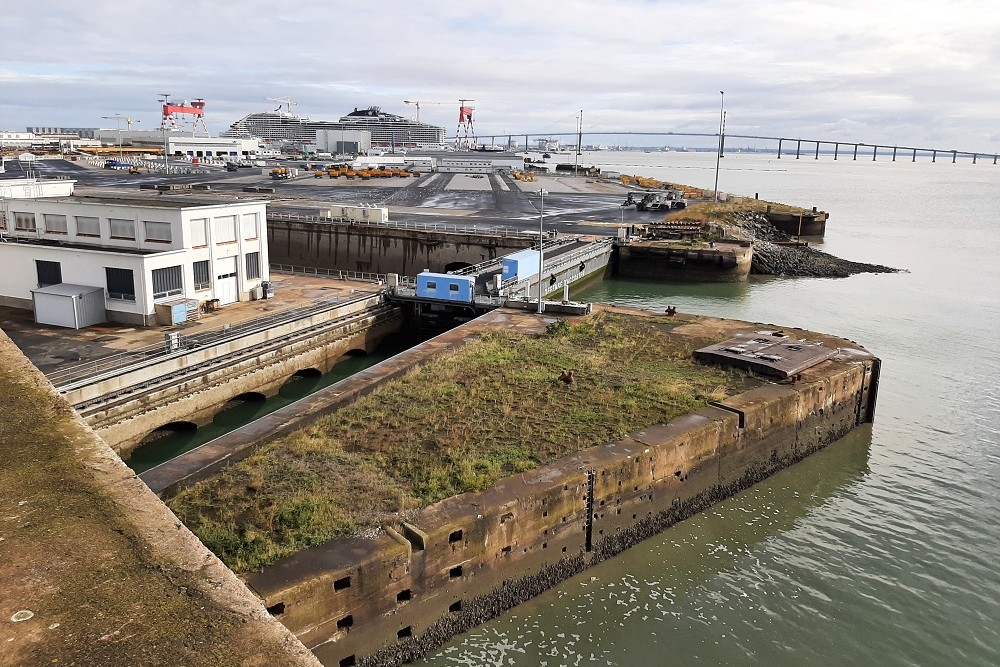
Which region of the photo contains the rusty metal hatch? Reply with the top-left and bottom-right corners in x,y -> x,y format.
694,330 -> 838,379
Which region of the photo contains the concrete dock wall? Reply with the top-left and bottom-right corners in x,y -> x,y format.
267,220 -> 536,276
245,353 -> 878,667
616,240 -> 752,282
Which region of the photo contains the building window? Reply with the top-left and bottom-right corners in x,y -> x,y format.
245,252 -> 261,280
151,265 -> 184,299
36,260 -> 62,287
144,220 -> 172,243
105,267 -> 136,302
189,218 -> 208,247
242,213 -> 259,240
43,214 -> 68,234
193,260 -> 210,290
214,215 -> 237,243
76,216 -> 100,236
109,218 -> 136,240
13,212 -> 36,231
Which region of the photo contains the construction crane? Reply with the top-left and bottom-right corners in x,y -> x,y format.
455,99 -> 477,151
267,97 -> 298,114
403,100 -> 448,123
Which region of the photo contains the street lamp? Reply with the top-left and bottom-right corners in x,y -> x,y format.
101,114 -> 125,160
159,93 -> 171,173
713,90 -> 725,202
537,188 -> 548,314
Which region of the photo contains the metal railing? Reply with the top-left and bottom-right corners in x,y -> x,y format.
267,211 -> 550,240
49,292 -> 376,389
505,239 -> 615,296
268,264 -> 403,285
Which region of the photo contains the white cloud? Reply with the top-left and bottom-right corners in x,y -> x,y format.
1,0 -> 998,149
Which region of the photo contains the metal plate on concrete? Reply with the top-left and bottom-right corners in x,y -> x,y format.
694,330 -> 838,379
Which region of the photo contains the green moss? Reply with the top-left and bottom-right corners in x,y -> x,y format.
168,311 -> 759,572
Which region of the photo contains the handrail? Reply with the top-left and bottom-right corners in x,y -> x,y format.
49,292 -> 377,389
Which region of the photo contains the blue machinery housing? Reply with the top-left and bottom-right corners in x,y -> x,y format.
415,272 -> 477,303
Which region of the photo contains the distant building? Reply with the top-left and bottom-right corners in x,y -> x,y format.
92,130 -> 261,160
0,181 -> 269,326
315,129 -> 371,155
27,127 -> 98,139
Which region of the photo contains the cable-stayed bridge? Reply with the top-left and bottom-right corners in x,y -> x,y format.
459,131 -> 1000,165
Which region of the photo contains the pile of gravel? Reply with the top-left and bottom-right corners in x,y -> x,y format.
727,211 -> 900,278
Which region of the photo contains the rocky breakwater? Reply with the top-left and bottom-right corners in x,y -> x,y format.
728,211 -> 901,278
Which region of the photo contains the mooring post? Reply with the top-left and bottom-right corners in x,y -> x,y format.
814,141 -> 820,159
795,139 -> 801,159
777,138 -> 783,158
853,144 -> 859,160
912,148 -> 917,162
872,146 -> 878,161
892,146 -> 897,162
834,142 -> 839,160
952,150 -> 957,163
994,155 -> 998,165
932,150 -> 937,163
973,153 -> 978,164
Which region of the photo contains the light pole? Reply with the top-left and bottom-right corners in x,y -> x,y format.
537,188 -> 548,314
713,90 -> 725,202
101,114 -> 124,160
159,93 -> 171,173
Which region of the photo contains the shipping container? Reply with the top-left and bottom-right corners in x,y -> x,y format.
501,249 -> 541,282
415,272 -> 475,303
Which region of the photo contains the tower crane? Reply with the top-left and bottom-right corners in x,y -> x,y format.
267,97 -> 298,114
403,100 -> 448,123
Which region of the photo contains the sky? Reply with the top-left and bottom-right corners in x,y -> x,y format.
2,0 -> 998,151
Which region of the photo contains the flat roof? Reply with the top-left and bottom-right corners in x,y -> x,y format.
30,283 -> 104,297
27,194 -> 266,210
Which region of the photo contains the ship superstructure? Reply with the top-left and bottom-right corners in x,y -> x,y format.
222,106 -> 445,148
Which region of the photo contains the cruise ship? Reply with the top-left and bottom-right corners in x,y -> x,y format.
222,106 -> 446,148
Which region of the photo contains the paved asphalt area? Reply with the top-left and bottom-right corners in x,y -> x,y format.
20,158 -> 657,236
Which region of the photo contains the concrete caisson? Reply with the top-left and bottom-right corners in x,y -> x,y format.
243,328 -> 880,667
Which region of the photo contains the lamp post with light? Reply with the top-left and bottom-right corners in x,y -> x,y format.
537,188 -> 548,314
713,90 -> 725,201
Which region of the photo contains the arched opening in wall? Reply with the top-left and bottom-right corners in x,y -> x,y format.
125,421 -> 198,472
444,261 -> 473,273
219,392 -> 267,412
278,368 -> 324,399
139,421 -> 198,445
212,392 -> 270,427
280,368 -> 322,388
342,348 -> 368,358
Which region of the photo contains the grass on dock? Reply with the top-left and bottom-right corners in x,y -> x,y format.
167,311 -> 758,573
669,199 -> 810,222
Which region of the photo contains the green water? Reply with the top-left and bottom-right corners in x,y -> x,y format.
420,152 -> 1000,666
126,332 -> 430,474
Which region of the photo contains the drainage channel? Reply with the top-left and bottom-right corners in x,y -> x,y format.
125,330 -> 433,474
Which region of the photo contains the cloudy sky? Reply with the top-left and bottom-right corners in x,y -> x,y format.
3,0 -> 998,150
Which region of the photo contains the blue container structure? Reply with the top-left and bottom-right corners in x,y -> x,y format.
501,249 -> 541,282
415,272 -> 476,303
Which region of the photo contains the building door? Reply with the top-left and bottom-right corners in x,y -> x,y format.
214,256 -> 238,305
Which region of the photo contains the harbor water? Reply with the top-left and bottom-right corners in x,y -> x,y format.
421,152 -> 1000,665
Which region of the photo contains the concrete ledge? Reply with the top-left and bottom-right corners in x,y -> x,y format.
0,328 -> 320,667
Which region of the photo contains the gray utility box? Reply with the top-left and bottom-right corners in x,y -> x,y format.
31,284 -> 106,329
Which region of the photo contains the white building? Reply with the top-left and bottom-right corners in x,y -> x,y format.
0,190 -> 269,326
316,129 -> 371,155
93,130 -> 261,160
